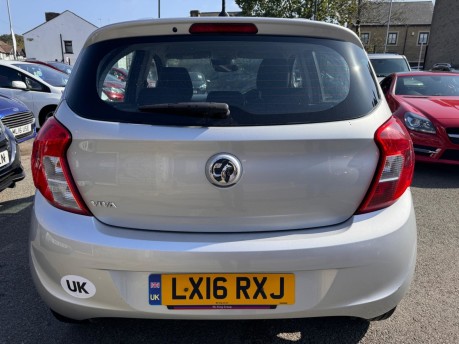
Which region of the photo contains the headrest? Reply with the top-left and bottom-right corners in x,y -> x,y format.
138,67 -> 193,105
146,67 -> 193,102
256,59 -> 290,92
157,67 -> 193,94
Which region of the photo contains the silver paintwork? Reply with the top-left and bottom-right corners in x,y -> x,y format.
84,17 -> 363,49
30,190 -> 416,320
56,101 -> 391,233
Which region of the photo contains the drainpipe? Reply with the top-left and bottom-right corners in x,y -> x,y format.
384,0 -> 394,53
402,25 -> 409,55
60,34 -> 64,63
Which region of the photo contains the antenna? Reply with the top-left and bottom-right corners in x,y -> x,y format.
219,0 -> 229,17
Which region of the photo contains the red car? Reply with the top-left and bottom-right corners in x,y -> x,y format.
102,74 -> 125,102
109,67 -> 128,82
380,72 -> 459,165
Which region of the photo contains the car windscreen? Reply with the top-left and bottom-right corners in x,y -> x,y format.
395,75 -> 459,96
14,63 -> 69,87
370,58 -> 410,78
48,62 -> 73,75
65,35 -> 379,126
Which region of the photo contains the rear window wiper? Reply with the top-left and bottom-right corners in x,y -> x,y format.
139,102 -> 230,119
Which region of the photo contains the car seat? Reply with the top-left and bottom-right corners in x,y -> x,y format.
138,67 -> 193,106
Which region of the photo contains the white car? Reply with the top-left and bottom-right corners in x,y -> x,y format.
30,17 -> 417,323
368,53 -> 411,82
0,60 -> 67,128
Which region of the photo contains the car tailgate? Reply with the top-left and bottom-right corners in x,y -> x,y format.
63,112 -> 381,233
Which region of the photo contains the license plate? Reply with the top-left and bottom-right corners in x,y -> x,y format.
149,273 -> 294,307
11,124 -> 32,137
0,150 -> 10,168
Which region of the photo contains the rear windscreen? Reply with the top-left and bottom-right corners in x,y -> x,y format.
370,58 -> 410,78
65,35 -> 379,126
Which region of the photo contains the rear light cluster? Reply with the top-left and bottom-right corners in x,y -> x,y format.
31,118 -> 90,215
357,117 -> 415,214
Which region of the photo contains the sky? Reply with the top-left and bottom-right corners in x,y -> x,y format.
1,0 -> 435,36
0,0 -> 242,35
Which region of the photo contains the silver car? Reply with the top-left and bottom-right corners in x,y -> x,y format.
30,17 -> 417,323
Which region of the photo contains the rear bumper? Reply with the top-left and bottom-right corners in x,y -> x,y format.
30,190 -> 417,321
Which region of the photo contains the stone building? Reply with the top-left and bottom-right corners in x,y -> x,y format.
354,1 -> 434,67
424,0 -> 459,69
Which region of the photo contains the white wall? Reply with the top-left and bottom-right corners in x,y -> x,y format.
24,11 -> 97,65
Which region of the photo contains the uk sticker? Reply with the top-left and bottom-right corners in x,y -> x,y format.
61,275 -> 96,299
149,274 -> 162,305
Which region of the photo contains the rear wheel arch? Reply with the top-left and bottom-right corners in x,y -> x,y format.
39,105 -> 57,127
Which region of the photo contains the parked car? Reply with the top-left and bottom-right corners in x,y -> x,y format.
430,63 -> 457,72
13,62 -> 68,88
109,67 -> 128,82
46,61 -> 73,75
380,71 -> 459,165
0,60 -> 67,128
26,59 -> 74,75
30,17 -> 417,323
368,53 -> 411,81
101,74 -> 126,102
25,59 -> 73,75
0,94 -> 36,142
0,119 -> 25,192
189,71 -> 207,94
25,60 -> 125,102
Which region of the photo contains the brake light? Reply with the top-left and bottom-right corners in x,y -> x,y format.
189,23 -> 258,34
31,117 -> 90,215
357,117 -> 414,214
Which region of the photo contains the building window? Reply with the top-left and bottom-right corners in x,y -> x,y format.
64,40 -> 73,54
387,32 -> 398,45
360,33 -> 370,45
418,32 -> 429,45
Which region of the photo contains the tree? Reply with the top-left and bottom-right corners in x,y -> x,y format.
0,34 -> 24,53
234,0 -> 360,26
234,0 -> 397,29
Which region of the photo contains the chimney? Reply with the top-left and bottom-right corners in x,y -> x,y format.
45,12 -> 60,22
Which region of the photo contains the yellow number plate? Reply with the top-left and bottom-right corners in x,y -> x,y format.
149,273 -> 294,307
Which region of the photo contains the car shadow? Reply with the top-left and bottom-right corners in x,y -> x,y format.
62,317 -> 369,343
0,194 -> 34,215
411,163 -> 459,189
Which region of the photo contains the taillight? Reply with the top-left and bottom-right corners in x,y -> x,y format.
31,117 -> 90,215
189,23 -> 258,34
357,117 -> 414,214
